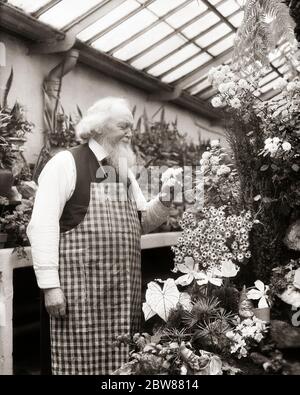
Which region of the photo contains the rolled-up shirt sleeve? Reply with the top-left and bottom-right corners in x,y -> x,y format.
128,170 -> 170,234
27,151 -> 75,289
141,196 -> 170,234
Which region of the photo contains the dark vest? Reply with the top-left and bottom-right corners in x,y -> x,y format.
59,143 -> 109,233
59,143 -> 141,233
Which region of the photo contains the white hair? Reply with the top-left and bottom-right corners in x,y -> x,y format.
75,97 -> 131,142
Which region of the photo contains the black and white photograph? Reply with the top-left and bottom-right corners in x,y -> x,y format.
0,0 -> 300,378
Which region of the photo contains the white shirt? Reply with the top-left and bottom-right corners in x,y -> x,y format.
27,138 -> 170,289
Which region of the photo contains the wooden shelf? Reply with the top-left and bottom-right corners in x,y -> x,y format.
141,231 -> 181,250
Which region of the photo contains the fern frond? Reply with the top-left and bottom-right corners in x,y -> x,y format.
233,0 -> 295,70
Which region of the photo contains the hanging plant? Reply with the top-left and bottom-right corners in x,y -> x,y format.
233,0 -> 295,70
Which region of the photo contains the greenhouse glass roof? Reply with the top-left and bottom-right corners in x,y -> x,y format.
5,0 -> 296,103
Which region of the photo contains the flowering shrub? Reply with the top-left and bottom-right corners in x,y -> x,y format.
208,64 -> 300,281
198,140 -> 241,213
0,198 -> 33,248
269,258 -> 300,308
226,316 -> 269,359
255,79 -> 300,209
172,206 -> 253,274
113,333 -> 223,375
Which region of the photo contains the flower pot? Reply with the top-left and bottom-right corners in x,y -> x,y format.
8,137 -> 26,152
0,169 -> 14,198
0,233 -> 7,249
253,307 -> 270,323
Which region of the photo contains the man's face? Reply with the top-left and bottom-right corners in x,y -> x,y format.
99,105 -> 134,148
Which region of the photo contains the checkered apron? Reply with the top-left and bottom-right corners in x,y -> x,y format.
50,182 -> 141,375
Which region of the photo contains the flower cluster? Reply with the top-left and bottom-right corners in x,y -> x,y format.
269,259 -> 300,308
254,79 -> 300,208
226,316 -> 268,359
172,206 -> 253,274
197,141 -> 241,212
262,137 -> 292,157
208,65 -> 259,112
0,198 -> 34,246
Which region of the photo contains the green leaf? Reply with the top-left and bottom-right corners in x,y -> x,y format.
76,105 -> 83,119
292,164 -> 300,172
145,279 -> 180,322
2,67 -> 13,108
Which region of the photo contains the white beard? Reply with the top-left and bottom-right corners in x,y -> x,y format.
100,136 -> 136,184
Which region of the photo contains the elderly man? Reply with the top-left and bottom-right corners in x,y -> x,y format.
27,97 -> 180,375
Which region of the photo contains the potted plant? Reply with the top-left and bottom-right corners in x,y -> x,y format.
1,69 -> 34,195
33,105 -> 81,182
0,136 -> 15,198
0,69 -> 34,149
5,101 -> 34,148
0,196 -> 9,248
0,198 -> 34,254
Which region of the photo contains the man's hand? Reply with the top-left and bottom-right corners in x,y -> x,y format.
44,287 -> 66,318
160,169 -> 183,207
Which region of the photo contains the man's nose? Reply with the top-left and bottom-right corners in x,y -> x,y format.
125,128 -> 133,137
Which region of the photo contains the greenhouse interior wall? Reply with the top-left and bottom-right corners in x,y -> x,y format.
0,28 -> 225,375
1,30 -> 225,165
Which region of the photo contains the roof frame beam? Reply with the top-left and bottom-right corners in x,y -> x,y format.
0,2 -> 221,121
107,0 -> 194,55
154,30 -> 233,80
32,0 -> 62,18
85,0 -> 156,45
65,0 -> 128,36
126,0 -> 229,64
141,7 -> 240,74
201,0 -> 236,31
175,47 -> 233,88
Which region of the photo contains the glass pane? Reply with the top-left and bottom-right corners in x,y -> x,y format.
165,0 -> 207,29
131,35 -> 186,69
259,71 -> 278,87
182,11 -> 220,39
148,43 -> 200,76
196,23 -> 231,47
8,0 -> 52,13
92,9 -> 158,52
182,74 -> 206,89
188,79 -> 211,95
162,53 -> 212,83
271,57 -> 286,68
38,0 -> 105,30
278,64 -> 290,74
208,33 -> 235,56
114,22 -> 173,60
228,10 -> 244,28
260,79 -> 278,93
216,0 -> 240,17
148,0 -> 187,17
77,0 -> 139,42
